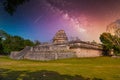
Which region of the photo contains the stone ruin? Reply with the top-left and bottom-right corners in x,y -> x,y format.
10,30 -> 103,61
53,30 -> 68,44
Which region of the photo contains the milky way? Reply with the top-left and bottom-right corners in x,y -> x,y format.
46,0 -> 120,42
1,0 -> 120,42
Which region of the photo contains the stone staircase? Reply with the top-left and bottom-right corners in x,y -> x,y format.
10,46 -> 31,60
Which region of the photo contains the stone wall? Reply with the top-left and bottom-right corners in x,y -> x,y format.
69,41 -> 102,57
72,48 -> 102,57
10,29 -> 103,61
24,51 -> 76,61
10,41 -> 103,61
10,51 -> 20,59
10,44 -> 76,61
31,44 -> 69,51
23,44 -> 76,61
10,46 -> 31,59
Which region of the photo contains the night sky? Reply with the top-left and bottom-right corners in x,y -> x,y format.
0,0 -> 120,42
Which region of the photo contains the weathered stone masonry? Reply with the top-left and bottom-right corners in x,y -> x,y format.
10,30 -> 103,61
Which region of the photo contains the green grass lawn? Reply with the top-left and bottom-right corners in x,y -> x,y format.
0,56 -> 120,80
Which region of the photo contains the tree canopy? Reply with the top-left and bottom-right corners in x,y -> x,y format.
100,32 -> 120,55
0,30 -> 35,55
3,0 -> 29,15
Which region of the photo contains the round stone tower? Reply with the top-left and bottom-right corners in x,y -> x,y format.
53,30 -> 68,44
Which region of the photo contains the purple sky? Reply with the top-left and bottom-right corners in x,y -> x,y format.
0,0 -> 120,42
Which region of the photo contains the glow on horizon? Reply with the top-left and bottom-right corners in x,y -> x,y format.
1,0 -> 120,43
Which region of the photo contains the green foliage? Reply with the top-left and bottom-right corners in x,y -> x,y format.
0,30 -> 34,55
113,45 -> 120,55
0,30 -> 9,38
0,38 -> 4,54
100,32 -> 120,55
100,33 -> 113,45
24,39 -> 34,46
34,40 -> 41,46
3,0 -> 29,15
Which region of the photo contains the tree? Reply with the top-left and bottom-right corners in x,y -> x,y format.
0,30 -> 34,55
0,30 -> 9,38
0,37 -> 4,54
24,39 -> 34,46
100,32 -> 120,55
3,35 -> 34,54
3,0 -> 29,15
34,40 -> 41,45
2,35 -> 12,54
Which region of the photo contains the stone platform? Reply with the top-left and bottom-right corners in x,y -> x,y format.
10,30 -> 103,61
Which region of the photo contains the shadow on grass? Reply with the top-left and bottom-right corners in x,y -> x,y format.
0,68 -> 102,80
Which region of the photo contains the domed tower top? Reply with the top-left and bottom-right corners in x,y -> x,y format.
106,19 -> 120,37
53,30 -> 68,44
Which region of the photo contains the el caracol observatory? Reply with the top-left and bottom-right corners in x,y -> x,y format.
53,30 -> 68,44
10,29 -> 102,61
